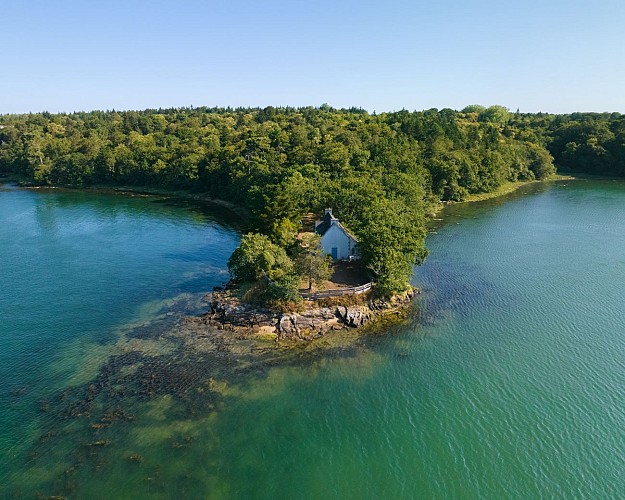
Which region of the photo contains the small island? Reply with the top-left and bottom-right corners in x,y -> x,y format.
195,208 -> 419,341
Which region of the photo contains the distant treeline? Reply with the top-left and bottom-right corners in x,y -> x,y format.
0,105 -> 622,294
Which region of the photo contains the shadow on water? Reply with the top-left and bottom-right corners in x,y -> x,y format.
150,197 -> 250,232
21,184 -> 248,233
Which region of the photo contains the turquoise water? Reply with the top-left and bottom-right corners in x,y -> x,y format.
0,185 -> 240,496
2,180 -> 625,498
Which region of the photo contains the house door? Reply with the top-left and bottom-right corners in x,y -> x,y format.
331,247 -> 338,259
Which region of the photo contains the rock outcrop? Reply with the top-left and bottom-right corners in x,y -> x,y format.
275,308 -> 341,340
335,305 -> 372,327
197,288 -> 419,342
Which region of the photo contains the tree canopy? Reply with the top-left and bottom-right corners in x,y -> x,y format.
293,233 -> 332,291
2,104 -> 618,296
227,233 -> 292,283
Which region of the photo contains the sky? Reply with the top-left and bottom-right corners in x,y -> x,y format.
1,0 -> 624,114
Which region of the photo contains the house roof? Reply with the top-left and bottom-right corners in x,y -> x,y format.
314,211 -> 337,236
315,211 -> 358,242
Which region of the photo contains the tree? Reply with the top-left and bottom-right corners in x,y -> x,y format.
264,274 -> 301,303
227,233 -> 293,283
271,218 -> 299,248
478,105 -> 510,125
294,233 -> 332,291
526,143 -> 555,179
355,197 -> 427,296
228,233 -> 301,306
462,104 -> 486,114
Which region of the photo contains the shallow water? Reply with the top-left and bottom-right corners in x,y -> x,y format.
2,180 -> 625,498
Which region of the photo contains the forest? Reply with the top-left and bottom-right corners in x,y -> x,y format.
1,105 -> 623,298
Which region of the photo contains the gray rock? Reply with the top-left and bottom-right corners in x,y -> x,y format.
336,306 -> 371,327
336,306 -> 348,321
276,314 -> 300,339
200,286 -> 412,341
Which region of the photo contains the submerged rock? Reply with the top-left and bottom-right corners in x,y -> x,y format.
86,440 -> 111,447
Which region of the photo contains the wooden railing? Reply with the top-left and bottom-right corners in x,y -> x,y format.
301,282 -> 372,300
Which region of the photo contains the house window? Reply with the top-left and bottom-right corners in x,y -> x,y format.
331,247 -> 338,259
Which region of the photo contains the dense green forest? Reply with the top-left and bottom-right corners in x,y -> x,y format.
1,105 -> 623,297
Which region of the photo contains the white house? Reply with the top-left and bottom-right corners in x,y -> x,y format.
314,208 -> 359,260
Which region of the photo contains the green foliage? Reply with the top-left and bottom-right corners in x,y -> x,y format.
240,276 -> 301,308
354,197 -> 427,296
478,105 -> 510,125
270,218 -> 299,248
462,104 -> 486,114
228,233 -> 300,306
227,233 -> 293,282
294,233 -> 332,290
264,274 -> 301,304
3,104 -> 621,297
526,143 -> 556,179
547,113 -> 625,175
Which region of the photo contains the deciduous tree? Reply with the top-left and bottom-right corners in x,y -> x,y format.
294,233 -> 332,291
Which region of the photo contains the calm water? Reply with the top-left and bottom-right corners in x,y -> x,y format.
2,180 -> 625,498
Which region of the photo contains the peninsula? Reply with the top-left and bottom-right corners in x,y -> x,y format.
1,105 -> 622,312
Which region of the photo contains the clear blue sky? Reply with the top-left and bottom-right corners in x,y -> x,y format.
2,0 -> 624,114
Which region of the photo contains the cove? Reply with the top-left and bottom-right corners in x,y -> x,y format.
2,179 -> 625,498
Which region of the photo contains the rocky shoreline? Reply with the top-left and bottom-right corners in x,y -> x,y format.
190,288 -> 419,341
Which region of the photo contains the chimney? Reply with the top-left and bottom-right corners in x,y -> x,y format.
324,208 -> 333,217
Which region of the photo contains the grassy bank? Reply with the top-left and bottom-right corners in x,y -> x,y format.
462,174 -> 577,204
427,173 -> 581,219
